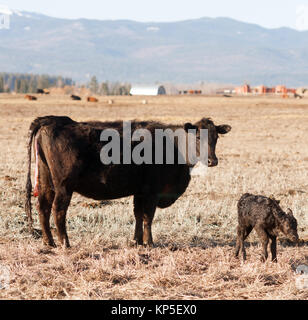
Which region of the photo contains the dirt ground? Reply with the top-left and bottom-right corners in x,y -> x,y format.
0,93 -> 307,300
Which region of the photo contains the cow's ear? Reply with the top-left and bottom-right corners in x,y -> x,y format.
184,123 -> 198,132
216,124 -> 231,134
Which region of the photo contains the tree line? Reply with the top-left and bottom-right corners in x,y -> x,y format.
0,73 -> 74,93
0,73 -> 131,96
88,76 -> 131,96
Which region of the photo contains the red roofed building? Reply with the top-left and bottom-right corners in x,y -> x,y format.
235,84 -> 251,95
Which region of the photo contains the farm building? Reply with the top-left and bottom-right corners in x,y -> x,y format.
235,83 -> 297,96
275,85 -> 287,94
130,85 -> 166,96
254,85 -> 267,94
235,84 -> 251,95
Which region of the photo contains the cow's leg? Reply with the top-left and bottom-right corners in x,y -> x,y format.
37,162 -> 55,247
142,196 -> 157,247
133,195 -> 144,245
133,195 -> 157,247
52,188 -> 72,248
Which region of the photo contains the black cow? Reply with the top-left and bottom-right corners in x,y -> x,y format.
71,95 -> 81,101
25,116 -> 231,248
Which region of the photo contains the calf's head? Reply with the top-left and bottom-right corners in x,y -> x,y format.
280,209 -> 299,243
184,118 -> 231,167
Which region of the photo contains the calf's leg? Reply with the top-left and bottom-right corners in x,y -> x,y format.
235,225 -> 252,261
269,234 -> 277,262
255,226 -> 269,262
235,226 -> 243,258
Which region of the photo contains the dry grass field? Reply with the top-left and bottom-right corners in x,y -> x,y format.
0,93 -> 307,300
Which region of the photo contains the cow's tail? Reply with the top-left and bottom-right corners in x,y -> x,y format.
25,118 -> 43,235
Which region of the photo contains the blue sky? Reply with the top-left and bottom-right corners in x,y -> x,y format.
1,0 -> 308,30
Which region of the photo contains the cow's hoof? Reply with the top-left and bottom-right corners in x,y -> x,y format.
143,242 -> 154,248
132,238 -> 143,247
43,241 -> 56,248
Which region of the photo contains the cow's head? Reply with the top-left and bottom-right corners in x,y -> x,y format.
184,118 -> 231,167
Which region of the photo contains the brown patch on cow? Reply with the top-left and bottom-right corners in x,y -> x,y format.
25,95 -> 37,101
87,97 -> 98,102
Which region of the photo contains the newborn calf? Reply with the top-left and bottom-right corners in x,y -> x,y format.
235,193 -> 299,262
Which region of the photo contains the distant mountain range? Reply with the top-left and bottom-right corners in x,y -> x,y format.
1,11 -> 308,86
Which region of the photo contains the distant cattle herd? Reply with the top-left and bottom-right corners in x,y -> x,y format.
24,91 -> 99,102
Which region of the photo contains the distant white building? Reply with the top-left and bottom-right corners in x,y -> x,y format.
130,85 -> 166,96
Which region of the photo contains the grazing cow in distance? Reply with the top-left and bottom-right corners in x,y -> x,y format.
87,97 -> 98,102
37,89 -> 50,95
25,116 -> 231,248
71,95 -> 82,101
235,193 -> 299,262
25,95 -> 37,101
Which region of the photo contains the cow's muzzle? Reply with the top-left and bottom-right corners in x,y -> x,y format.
208,158 -> 218,167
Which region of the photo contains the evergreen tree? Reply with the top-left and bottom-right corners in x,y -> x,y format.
20,79 -> 28,93
0,76 -> 4,93
14,78 -> 20,93
28,75 -> 37,93
100,82 -> 109,95
89,76 -> 99,94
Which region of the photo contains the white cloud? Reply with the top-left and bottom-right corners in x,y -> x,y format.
296,5 -> 308,31
146,26 -> 160,32
0,4 -> 12,15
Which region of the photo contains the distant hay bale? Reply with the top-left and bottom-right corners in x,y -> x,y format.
108,100 -> 114,105
142,99 -> 148,105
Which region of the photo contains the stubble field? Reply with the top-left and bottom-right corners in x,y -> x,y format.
0,94 -> 307,300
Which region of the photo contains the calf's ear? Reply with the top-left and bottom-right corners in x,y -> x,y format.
184,123 -> 198,132
287,208 -> 293,216
216,124 -> 231,134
